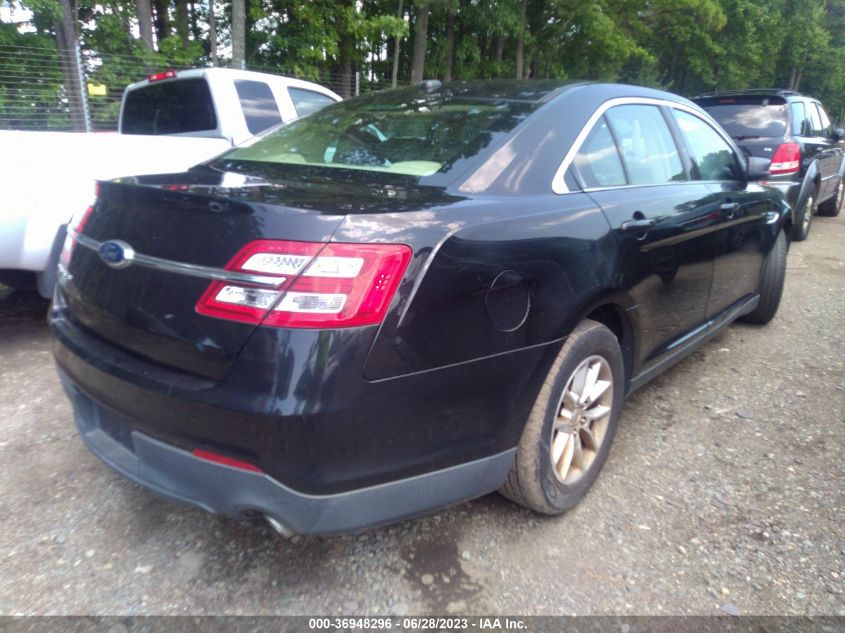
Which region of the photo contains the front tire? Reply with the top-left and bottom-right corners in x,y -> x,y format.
740,230 -> 787,325
791,188 -> 816,241
500,320 -> 624,514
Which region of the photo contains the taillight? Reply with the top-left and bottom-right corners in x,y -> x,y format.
59,185 -> 98,267
195,240 -> 412,329
769,143 -> 800,175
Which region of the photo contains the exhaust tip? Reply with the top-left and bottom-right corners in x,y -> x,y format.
265,516 -> 296,539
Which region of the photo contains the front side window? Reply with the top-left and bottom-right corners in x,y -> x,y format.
573,116 -> 626,188
672,110 -> 741,181
604,105 -> 685,185
235,80 -> 283,135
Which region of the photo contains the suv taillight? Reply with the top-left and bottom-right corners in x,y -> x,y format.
195,240 -> 412,328
769,142 -> 800,175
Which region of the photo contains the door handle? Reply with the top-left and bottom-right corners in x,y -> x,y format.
621,218 -> 657,232
720,201 -> 741,218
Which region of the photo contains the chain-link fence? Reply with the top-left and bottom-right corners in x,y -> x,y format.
0,44 -> 398,132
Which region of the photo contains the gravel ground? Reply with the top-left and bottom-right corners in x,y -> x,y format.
0,216 -> 843,617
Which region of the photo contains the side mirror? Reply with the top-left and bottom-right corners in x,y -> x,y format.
834,127 -> 845,141
746,156 -> 771,181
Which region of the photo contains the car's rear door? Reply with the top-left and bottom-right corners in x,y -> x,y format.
572,102 -> 719,370
668,107 -> 772,320
799,100 -> 834,198
812,102 -> 843,199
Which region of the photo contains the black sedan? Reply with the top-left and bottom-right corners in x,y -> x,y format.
51,81 -> 790,536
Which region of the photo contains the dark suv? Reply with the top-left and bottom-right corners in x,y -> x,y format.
694,89 -> 845,240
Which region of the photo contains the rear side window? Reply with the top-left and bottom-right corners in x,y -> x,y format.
573,117 -> 626,188
235,80 -> 283,135
698,97 -> 788,139
808,103 -> 823,136
672,110 -> 741,181
605,105 -> 684,185
289,88 -> 336,117
790,102 -> 807,135
122,78 -> 216,135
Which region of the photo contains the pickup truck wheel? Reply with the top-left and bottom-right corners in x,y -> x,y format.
740,230 -> 787,325
818,180 -> 844,217
791,190 -> 815,241
500,320 -> 624,514
0,270 -> 37,292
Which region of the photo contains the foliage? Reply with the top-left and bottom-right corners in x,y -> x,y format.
2,0 -> 845,127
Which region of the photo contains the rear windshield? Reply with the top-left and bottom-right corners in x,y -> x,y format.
216,85 -> 537,180
697,97 -> 788,139
122,78 -> 217,135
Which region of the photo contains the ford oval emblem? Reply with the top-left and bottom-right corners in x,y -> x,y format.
98,240 -> 135,269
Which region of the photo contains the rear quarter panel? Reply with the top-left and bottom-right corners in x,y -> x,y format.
335,194 -> 617,381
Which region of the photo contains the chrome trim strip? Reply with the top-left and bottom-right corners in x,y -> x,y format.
71,231 -> 286,288
551,97 -> 737,195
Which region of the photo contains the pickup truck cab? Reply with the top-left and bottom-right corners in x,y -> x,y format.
120,68 -> 341,144
0,69 -> 341,296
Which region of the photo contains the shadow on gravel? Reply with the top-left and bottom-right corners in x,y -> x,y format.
0,286 -> 50,326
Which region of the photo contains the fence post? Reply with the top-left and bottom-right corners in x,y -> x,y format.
355,70 -> 360,97
74,43 -> 91,132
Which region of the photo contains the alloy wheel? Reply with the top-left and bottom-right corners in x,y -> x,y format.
550,355 -> 614,484
803,194 -> 814,233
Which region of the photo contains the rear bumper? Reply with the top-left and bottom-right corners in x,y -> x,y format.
60,370 -> 514,534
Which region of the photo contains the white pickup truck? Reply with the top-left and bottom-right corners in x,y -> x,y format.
0,68 -> 341,296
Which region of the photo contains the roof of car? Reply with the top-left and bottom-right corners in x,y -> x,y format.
125,67 -> 341,100
692,88 -> 804,100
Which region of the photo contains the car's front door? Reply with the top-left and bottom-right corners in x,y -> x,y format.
668,107 -> 772,319
570,103 -> 720,371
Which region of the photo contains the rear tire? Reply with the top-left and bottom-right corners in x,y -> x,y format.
791,189 -> 816,241
500,319 -> 624,514
740,230 -> 787,325
818,180 -> 843,217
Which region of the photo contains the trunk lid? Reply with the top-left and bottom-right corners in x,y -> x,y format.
61,170 -> 348,380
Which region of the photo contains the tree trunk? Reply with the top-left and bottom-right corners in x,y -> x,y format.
493,35 -> 503,63
443,5 -> 455,82
136,0 -> 154,49
409,0 -> 429,84
515,0 -> 526,79
231,0 -> 245,68
792,68 -> 804,90
207,0 -> 218,65
190,0 -> 201,41
175,0 -> 190,46
391,0 -> 403,88
152,0 -> 171,42
55,0 -> 88,131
